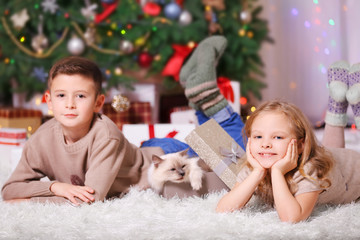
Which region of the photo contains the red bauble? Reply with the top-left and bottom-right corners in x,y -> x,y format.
138,52 -> 153,68
143,2 -> 161,16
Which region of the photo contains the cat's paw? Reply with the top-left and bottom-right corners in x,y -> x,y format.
191,180 -> 202,191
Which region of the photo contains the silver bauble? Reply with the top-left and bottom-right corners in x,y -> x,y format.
119,40 -> 134,54
240,10 -> 252,23
178,10 -> 192,26
67,36 -> 85,55
31,34 -> 49,53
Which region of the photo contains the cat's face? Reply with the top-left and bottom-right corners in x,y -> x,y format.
152,150 -> 191,183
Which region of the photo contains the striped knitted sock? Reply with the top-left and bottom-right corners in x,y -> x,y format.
325,60 -> 349,127
347,63 -> 360,128
179,36 -> 228,116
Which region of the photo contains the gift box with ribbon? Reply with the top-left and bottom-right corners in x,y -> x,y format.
102,102 -> 153,129
122,123 -> 196,147
185,119 -> 246,189
0,108 -> 43,135
0,128 -> 27,146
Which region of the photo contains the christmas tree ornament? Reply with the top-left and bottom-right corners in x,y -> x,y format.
41,0 -> 59,14
31,67 -> 48,83
31,34 -> 49,53
119,40 -> 134,54
84,24 -> 96,45
178,10 -> 192,26
111,94 -> 130,112
114,67 -> 123,76
31,15 -> 49,54
134,36 -> 146,47
10,9 -> 30,29
67,35 -> 85,55
164,2 -> 182,20
143,2 -> 161,16
138,52 -> 153,68
81,0 -> 98,20
240,9 -> 252,23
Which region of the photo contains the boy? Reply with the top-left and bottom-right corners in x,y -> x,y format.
1,56 -> 165,205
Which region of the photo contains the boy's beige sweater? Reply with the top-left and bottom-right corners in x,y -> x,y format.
1,114 -> 164,203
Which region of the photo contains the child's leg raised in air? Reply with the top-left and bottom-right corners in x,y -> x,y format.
179,36 -> 245,149
322,60 -> 349,148
347,63 -> 360,129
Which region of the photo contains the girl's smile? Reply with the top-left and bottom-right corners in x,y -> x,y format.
249,111 -> 296,168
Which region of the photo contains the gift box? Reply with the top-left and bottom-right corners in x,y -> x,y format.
185,119 -> 246,189
106,83 -> 160,123
102,102 -> 152,129
122,123 -> 196,147
169,106 -> 198,125
0,108 -> 43,134
0,128 -> 26,174
0,128 -> 27,145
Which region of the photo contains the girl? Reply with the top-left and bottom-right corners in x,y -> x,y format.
216,60 -> 360,223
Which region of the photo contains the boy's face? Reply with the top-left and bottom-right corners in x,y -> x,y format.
45,74 -> 104,132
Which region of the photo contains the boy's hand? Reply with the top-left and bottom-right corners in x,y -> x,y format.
50,182 -> 95,205
271,139 -> 298,175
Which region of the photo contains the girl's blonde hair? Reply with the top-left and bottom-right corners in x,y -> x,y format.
243,100 -> 333,205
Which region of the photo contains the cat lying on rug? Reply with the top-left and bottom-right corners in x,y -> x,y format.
147,149 -> 205,193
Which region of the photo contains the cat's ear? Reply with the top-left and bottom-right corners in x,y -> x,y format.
179,148 -> 189,157
152,154 -> 164,168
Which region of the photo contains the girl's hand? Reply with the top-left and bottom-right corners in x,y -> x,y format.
50,182 -> 95,205
246,139 -> 266,174
271,139 -> 298,175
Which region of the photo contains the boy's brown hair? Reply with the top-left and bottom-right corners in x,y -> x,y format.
48,56 -> 103,95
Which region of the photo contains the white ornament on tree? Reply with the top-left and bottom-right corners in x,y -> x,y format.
41,0 -> 59,14
119,40 -> 134,54
67,36 -> 85,55
31,15 -> 49,53
178,10 -> 192,26
240,9 -> 252,23
81,0 -> 98,20
10,9 -> 30,29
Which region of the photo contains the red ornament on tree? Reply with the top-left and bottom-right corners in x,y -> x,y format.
138,52 -> 153,68
143,2 -> 161,16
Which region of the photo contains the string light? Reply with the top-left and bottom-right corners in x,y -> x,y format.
304,21 -> 311,28
250,106 -> 256,112
291,8 -> 298,16
240,97 -> 247,105
20,36 -> 25,42
329,19 -> 335,26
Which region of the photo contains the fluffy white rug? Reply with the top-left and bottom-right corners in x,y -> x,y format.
1,157 -> 360,239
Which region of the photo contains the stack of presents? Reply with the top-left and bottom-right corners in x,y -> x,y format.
1,81 -> 243,189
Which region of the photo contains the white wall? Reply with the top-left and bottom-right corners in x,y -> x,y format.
258,0 -> 358,124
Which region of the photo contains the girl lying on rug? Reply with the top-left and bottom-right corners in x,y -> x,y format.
216,60 -> 360,223
1,36 -> 239,205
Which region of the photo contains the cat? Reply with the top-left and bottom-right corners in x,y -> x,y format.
147,149 -> 204,193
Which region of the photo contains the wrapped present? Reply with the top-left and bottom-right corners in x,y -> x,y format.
185,119 -> 246,189
0,128 -> 26,173
122,123 -> 196,147
102,102 -> 152,129
106,83 -> 160,123
0,108 -> 42,134
0,128 -> 27,145
170,106 -> 198,125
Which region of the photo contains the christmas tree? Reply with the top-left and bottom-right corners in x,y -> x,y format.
0,0 -> 271,106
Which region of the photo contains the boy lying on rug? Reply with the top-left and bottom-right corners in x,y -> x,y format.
1,36 -> 242,205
